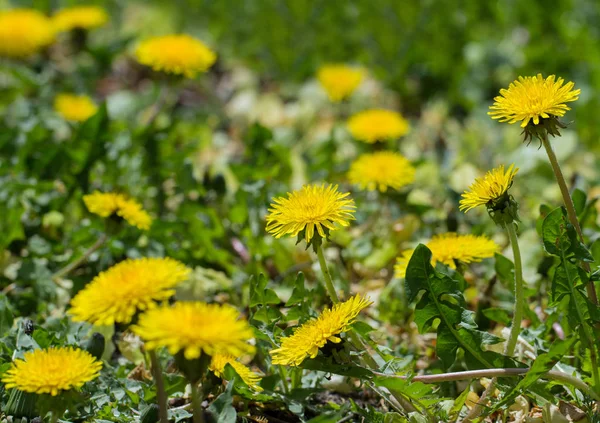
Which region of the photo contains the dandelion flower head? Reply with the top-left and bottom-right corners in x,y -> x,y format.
2,347 -> 102,396
265,184 -> 356,244
348,151 -> 415,192
210,354 -> 263,391
0,9 -> 55,58
70,257 -> 190,325
54,94 -> 98,122
52,6 -> 108,32
459,164 -> 519,213
347,109 -> 409,143
83,191 -> 152,230
270,295 -> 372,366
317,64 -> 364,102
135,34 -> 217,78
394,233 -> 499,278
133,302 -> 255,360
488,74 -> 580,128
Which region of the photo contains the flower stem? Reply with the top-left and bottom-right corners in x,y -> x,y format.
52,233 -> 108,283
191,382 -> 205,423
373,368 -> 599,400
541,134 -> 598,304
504,222 -> 525,357
149,350 -> 169,423
315,243 -> 421,414
277,365 -> 290,394
50,412 -> 59,423
315,244 -> 340,303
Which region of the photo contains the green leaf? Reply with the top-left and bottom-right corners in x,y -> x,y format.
449,385 -> 471,422
207,381 -> 237,423
542,207 -> 593,262
494,253 -> 514,288
249,274 -> 280,307
406,244 -> 514,370
486,337 -> 577,414
286,272 -> 307,306
482,307 -> 511,325
0,295 -> 14,337
542,207 -> 599,328
572,188 -> 587,216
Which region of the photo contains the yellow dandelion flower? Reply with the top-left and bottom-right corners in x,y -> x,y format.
489,74 -> 580,128
70,257 -> 190,325
135,34 -> 217,78
459,164 -> 519,213
317,64 -> 364,102
83,191 -> 152,230
265,184 -> 356,243
52,6 -> 108,32
209,354 -> 263,391
2,347 -> 102,396
347,109 -> 409,143
133,302 -> 255,360
270,295 -> 372,366
348,151 -> 415,192
54,94 -> 98,122
0,9 -> 55,58
393,249 -> 415,279
394,233 -> 499,278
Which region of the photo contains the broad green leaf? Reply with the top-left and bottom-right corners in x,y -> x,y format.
0,295 -> 14,337
494,253 -> 514,288
406,244 -> 514,370
207,382 -> 237,423
286,272 -> 307,306
572,188 -> 587,216
249,274 -> 280,307
482,307 -> 511,325
542,207 -> 599,328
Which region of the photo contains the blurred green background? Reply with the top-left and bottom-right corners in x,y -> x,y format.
10,0 -> 595,144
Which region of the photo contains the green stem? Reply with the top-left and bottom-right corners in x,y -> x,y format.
541,134 -> 598,304
191,382 -> 205,423
149,350 -> 169,423
504,222 -> 525,357
315,243 -> 421,414
277,365 -> 290,394
50,412 -> 60,423
315,244 -> 340,303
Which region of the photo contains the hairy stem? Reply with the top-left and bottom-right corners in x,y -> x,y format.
149,350 -> 169,423
277,365 -> 290,394
315,244 -> 340,303
541,134 -> 597,304
504,222 -> 525,357
315,244 -> 422,415
191,382 -> 205,423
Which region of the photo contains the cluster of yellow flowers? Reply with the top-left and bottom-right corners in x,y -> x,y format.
0,0 -> 588,415
1,6 -> 217,129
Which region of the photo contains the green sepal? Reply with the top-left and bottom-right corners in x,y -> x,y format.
295,226 -> 331,253
522,116 -> 567,145
486,191 -> 520,227
81,332 -> 106,360
175,351 -> 211,384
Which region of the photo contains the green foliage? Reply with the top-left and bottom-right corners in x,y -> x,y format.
542,208 -> 599,338
405,244 -> 514,370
